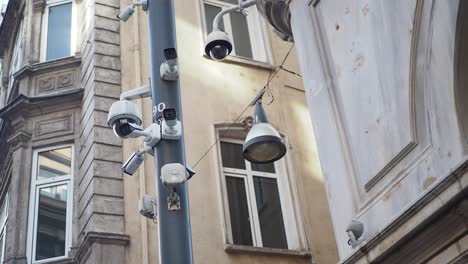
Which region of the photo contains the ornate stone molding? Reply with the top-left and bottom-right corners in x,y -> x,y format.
32,0 -> 46,12
73,232 -> 130,264
7,131 -> 31,151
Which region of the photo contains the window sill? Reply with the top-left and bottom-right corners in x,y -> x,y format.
203,54 -> 274,70
224,243 -> 312,258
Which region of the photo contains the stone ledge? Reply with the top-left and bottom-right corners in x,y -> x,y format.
224,244 -> 313,259
73,232 -> 130,264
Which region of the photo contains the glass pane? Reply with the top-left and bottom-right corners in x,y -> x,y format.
46,3 -> 72,61
220,142 -> 246,169
37,147 -> 72,181
35,184 -> 68,260
204,4 -> 224,33
0,232 -> 4,262
254,177 -> 288,249
251,162 -> 276,173
219,0 -> 238,4
226,176 -> 253,246
230,11 -> 253,59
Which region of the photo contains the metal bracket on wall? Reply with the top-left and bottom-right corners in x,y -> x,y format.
167,191 -> 181,211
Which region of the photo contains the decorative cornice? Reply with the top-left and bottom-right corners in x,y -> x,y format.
73,232 -> 130,264
7,130 -> 31,151
0,88 -> 84,121
32,0 -> 46,12
13,56 -> 82,80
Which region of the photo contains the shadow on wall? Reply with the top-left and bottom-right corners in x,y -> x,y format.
455,0 -> 468,150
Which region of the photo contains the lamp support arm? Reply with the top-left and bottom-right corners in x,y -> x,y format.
212,0 -> 257,31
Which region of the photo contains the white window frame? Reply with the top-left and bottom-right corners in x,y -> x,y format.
199,0 -> 273,65
40,0 -> 77,62
216,134 -> 305,250
0,192 -> 9,263
26,144 -> 74,264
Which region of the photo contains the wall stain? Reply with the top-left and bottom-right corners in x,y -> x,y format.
352,53 -> 365,72
362,3 -> 370,16
423,177 -> 437,190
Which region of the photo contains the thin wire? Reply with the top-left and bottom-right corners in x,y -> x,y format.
279,66 -> 302,78
265,43 -> 295,105
192,43 -> 296,169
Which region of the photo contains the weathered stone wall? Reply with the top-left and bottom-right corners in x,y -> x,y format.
77,0 -> 128,262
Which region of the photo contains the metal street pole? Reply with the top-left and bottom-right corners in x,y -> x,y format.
147,0 -> 194,263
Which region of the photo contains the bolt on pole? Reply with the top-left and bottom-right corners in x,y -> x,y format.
147,0 -> 194,263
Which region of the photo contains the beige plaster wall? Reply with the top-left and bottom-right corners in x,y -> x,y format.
119,0 -> 338,263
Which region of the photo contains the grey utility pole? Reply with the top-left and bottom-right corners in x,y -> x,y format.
147,0 -> 193,263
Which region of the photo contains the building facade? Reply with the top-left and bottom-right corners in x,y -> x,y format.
0,0 -> 338,263
259,0 -> 468,263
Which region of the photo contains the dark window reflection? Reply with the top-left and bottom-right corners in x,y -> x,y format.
35,185 -> 68,260
46,3 -> 72,61
226,176 -> 253,246
220,142 -> 246,169
0,233 -> 4,261
230,11 -> 253,59
204,4 -> 224,33
253,177 -> 288,249
37,147 -> 72,181
251,162 -> 276,173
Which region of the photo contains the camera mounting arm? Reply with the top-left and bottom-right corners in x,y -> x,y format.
212,0 -> 257,31
120,84 -> 152,101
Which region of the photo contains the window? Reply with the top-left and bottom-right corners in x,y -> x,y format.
27,146 -> 73,263
41,0 -> 75,61
218,136 -> 303,250
201,0 -> 272,63
0,193 -> 9,263
8,21 -> 24,98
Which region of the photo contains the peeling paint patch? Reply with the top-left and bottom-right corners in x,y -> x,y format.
423,177 -> 437,190
352,53 -> 365,72
362,3 -> 369,16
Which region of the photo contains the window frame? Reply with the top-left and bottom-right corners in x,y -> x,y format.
215,128 -> 307,252
0,193 -> 9,263
8,20 -> 24,99
40,0 -> 77,62
199,0 -> 274,66
26,144 -> 74,264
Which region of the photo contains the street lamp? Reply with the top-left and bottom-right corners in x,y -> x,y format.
243,100 -> 286,163
204,0 -> 257,61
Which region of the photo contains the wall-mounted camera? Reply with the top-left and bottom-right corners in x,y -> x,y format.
162,108 -> 181,140
139,195 -> 157,220
160,48 -> 179,81
122,151 -> 145,176
107,100 -> 143,138
346,220 -> 365,248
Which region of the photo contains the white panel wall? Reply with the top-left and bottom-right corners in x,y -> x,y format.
290,0 -> 466,259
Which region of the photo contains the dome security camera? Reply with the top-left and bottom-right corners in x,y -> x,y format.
204,31 -> 233,61
346,220 -> 364,248
107,100 -> 143,138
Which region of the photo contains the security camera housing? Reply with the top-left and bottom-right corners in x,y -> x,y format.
113,122 -> 144,138
117,5 -> 135,21
122,151 -> 145,176
204,30 -> 233,61
107,100 -> 142,129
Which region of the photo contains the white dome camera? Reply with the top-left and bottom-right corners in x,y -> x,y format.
204,31 -> 233,61
346,220 -> 364,248
107,100 -> 143,138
